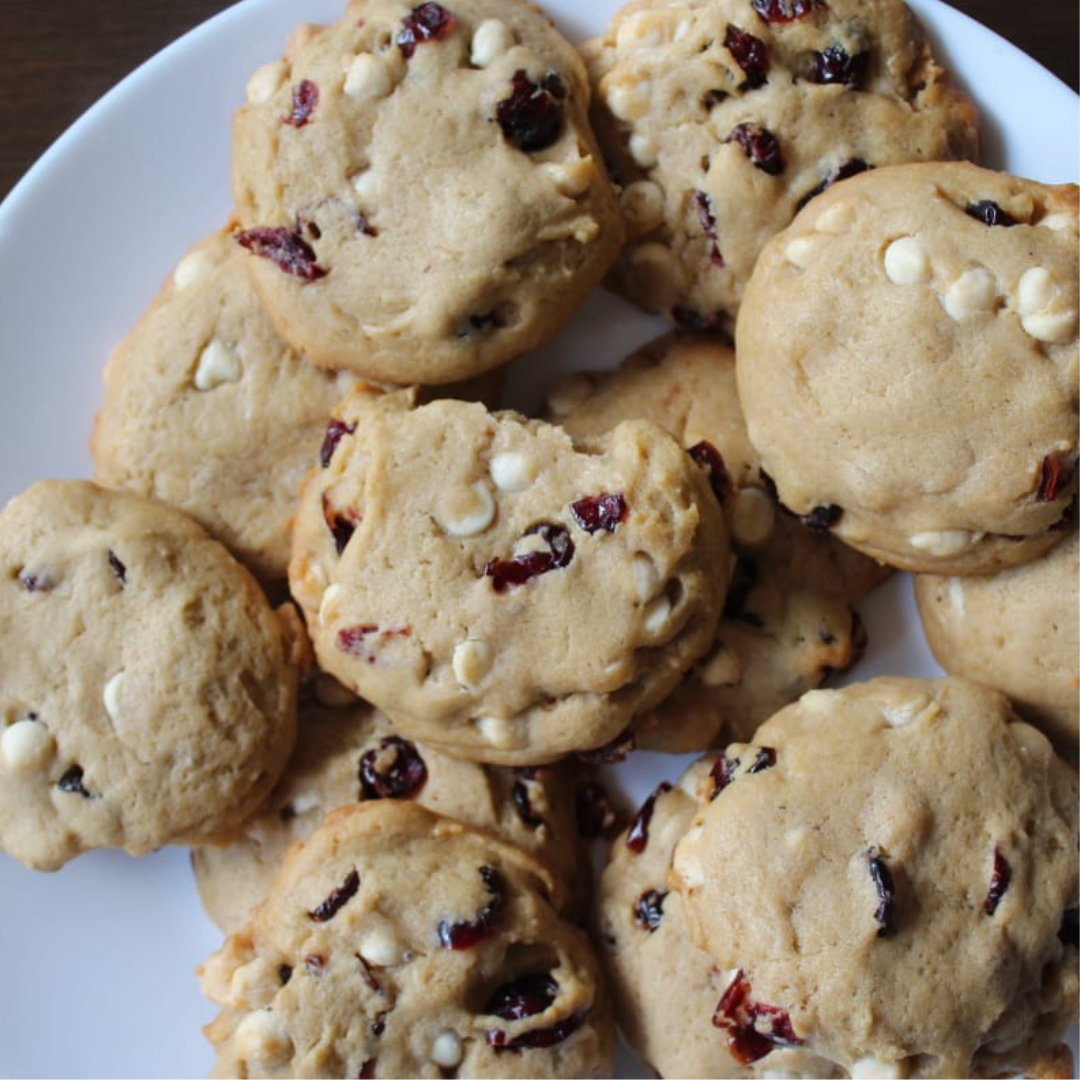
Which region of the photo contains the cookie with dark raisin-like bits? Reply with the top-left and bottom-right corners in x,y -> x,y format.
199,799 -> 616,1078
545,331 -> 890,751
914,526 -> 1079,753
0,479 -> 301,871
288,386 -> 728,765
580,0 -> 979,332
736,161 -> 1079,575
91,225 -> 361,584
193,677 -> 591,933
669,675 -> 1079,1078
230,0 -> 624,385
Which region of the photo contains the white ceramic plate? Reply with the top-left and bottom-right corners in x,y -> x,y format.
0,1 -> 1075,1077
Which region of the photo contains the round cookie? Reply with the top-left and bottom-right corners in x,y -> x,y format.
736,161 -> 1079,575
0,479 -> 301,871
193,676 -> 591,933
199,799 -> 616,1078
914,526 -> 1079,753
91,225 -> 360,584
670,675 -> 1080,1078
230,0 -> 624,385
546,331 -> 890,751
288,386 -> 729,765
580,0 -> 980,332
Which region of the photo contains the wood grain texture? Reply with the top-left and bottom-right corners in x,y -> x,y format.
0,0 -> 1076,201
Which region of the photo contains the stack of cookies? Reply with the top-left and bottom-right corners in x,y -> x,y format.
0,0 -> 1076,1077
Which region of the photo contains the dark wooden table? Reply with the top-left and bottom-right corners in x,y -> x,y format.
1,0 -> 1076,202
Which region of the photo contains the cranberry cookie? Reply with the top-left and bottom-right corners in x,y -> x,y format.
736,161 -> 1079,575
91,225 -> 360,584
288,387 -> 728,765
193,677 -> 590,933
581,0 -> 979,332
0,480 -> 300,871
914,527 -> 1079,753
546,332 -> 890,751
199,800 -> 616,1078
670,675 -> 1079,1078
230,0 -> 623,385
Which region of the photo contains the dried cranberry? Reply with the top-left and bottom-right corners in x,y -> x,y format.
484,523 -> 574,592
570,493 -> 628,533
107,550 -> 127,585
320,418 -> 357,468
496,70 -> 567,153
576,779 -> 620,839
724,24 -> 769,89
356,211 -> 378,237
809,44 -> 867,86
709,752 -> 739,797
236,226 -> 327,281
397,2 -> 455,58
751,0 -> 822,23
626,782 -> 672,853
323,493 -> 356,554
18,570 -> 53,592
511,774 -> 545,828
966,200 -> 1017,227
486,1011 -> 586,1050
438,865 -> 504,949
304,952 -> 327,976
795,158 -> 869,211
1037,454 -> 1074,502
748,747 -> 776,774
357,955 -> 381,992
359,736 -> 428,799
984,846 -> 1011,916
283,79 -> 319,126
866,848 -> 896,936
633,888 -> 668,931
694,191 -> 725,267
576,725 -> 635,765
337,624 -> 411,662
713,970 -> 802,1064
726,122 -> 783,175
309,868 -> 360,921
688,440 -> 732,503
799,504 -> 842,530
485,973 -> 557,1020
57,765 -> 92,798
359,1060 -> 376,1079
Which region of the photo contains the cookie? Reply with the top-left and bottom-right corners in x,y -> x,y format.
199,799 -> 616,1078
736,161 -> 1079,575
580,0 -> 979,332
91,225 -> 360,584
230,0 -> 624,385
193,676 -> 590,933
914,526 -> 1079,753
670,675 -> 1079,1078
0,479 -> 301,871
288,386 -> 728,764
546,331 -> 890,751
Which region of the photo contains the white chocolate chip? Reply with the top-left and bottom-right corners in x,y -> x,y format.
430,1030 -> 463,1069
814,200 -> 856,234
234,1010 -> 293,1064
350,168 -> 378,201
615,11 -> 667,50
1017,266 -> 1055,313
359,929 -> 406,967
489,451 -> 538,492
851,1056 -> 908,1079
698,644 -> 742,688
542,159 -> 594,199
470,18 -> 514,67
102,670 -> 125,722
941,266 -> 997,321
908,528 -> 979,556
730,487 -> 776,545
194,339 -> 242,391
881,693 -> 941,729
441,481 -> 495,537
246,61 -> 286,106
545,373 -> 594,416
344,52 -> 393,100
620,180 -> 665,234
319,583 -> 342,621
883,236 -> 931,286
452,639 -> 494,689
783,234 -> 820,270
172,249 -> 215,291
476,716 -> 521,749
632,553 -> 659,602
629,131 -> 658,168
1021,308 -> 1077,343
799,688 -> 834,713
0,719 -> 54,772
229,958 -> 283,1009
946,576 -> 966,615
1038,211 -> 1076,233
1016,267 -> 1077,343
604,78 -> 652,122
643,594 -> 672,635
